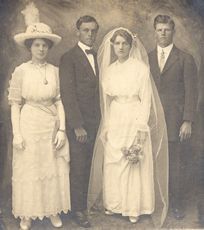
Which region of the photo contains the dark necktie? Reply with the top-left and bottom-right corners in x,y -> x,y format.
159,49 -> 165,72
85,49 -> 95,55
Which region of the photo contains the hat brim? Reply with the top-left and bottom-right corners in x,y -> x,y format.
14,32 -> 62,47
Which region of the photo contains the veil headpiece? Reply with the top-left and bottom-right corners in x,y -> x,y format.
97,27 -> 149,77
88,27 -> 169,228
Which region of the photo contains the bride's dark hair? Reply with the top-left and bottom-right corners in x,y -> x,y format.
110,29 -> 133,46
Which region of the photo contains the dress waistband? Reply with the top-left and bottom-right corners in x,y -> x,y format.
26,100 -> 53,106
113,95 -> 140,104
25,101 -> 57,116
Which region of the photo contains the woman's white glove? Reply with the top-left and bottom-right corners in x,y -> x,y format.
13,134 -> 25,150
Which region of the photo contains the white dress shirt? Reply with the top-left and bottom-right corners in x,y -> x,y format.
78,41 -> 96,75
157,43 -> 174,69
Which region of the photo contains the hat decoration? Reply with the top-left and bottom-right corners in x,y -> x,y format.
14,2 -> 61,47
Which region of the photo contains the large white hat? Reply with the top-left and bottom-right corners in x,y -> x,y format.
14,22 -> 62,47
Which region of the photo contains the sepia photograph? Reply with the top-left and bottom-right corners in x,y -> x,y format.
0,0 -> 204,229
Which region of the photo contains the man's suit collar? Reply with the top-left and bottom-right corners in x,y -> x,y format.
74,44 -> 98,78
153,45 -> 179,75
78,41 -> 93,54
150,49 -> 160,77
157,43 -> 174,54
161,45 -> 179,74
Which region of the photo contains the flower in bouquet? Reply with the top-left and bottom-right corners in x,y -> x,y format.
121,144 -> 144,164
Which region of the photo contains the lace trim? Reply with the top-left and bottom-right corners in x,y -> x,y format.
122,209 -> 154,217
13,209 -> 70,221
22,135 -> 53,142
8,89 -> 22,101
105,208 -> 154,217
12,171 -> 69,182
9,86 -> 21,90
8,100 -> 22,105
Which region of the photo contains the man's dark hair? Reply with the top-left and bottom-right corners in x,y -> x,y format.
154,15 -> 175,30
76,15 -> 99,30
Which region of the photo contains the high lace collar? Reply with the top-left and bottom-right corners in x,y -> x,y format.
29,60 -> 48,68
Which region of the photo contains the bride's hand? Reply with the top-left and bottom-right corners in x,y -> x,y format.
54,130 -> 66,150
13,134 -> 25,150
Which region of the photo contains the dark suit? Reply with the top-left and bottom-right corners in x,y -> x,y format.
149,45 -> 197,209
59,45 -> 100,212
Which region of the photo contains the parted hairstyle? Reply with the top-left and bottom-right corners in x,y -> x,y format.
154,15 -> 175,30
24,38 -> 53,50
76,15 -> 99,30
110,29 -> 133,46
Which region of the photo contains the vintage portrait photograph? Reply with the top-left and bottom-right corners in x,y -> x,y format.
0,0 -> 204,229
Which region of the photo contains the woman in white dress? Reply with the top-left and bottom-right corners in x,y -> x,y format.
8,22 -> 70,230
88,28 -> 168,227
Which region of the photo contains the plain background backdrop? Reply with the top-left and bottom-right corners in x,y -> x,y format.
0,0 -> 204,228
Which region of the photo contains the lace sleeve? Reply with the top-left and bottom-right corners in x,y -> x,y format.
8,66 -> 23,105
54,66 -> 61,102
102,69 -> 113,96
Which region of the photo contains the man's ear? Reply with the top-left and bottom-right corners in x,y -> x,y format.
76,29 -> 80,37
154,31 -> 157,40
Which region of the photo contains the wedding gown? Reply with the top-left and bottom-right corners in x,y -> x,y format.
102,57 -> 155,217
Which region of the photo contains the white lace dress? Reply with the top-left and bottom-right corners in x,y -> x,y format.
8,61 -> 70,220
102,58 -> 155,217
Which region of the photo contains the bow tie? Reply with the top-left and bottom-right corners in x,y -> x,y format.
85,49 -> 95,55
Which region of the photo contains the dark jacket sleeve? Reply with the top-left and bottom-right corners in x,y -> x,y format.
59,52 -> 84,129
183,53 -> 198,122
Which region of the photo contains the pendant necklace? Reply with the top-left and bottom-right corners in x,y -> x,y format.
42,65 -> 48,85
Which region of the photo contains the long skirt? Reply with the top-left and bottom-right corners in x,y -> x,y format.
103,100 -> 155,217
12,103 -> 70,220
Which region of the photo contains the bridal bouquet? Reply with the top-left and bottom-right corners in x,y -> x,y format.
121,144 -> 144,164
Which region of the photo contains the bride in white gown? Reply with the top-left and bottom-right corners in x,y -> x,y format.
88,28 -> 169,227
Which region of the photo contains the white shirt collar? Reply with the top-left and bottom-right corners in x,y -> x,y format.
78,41 -> 92,53
157,43 -> 174,54
77,41 -> 96,75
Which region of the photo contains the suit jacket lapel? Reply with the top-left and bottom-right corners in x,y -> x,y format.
151,49 -> 161,78
93,52 -> 99,77
161,45 -> 179,74
75,45 -> 96,78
